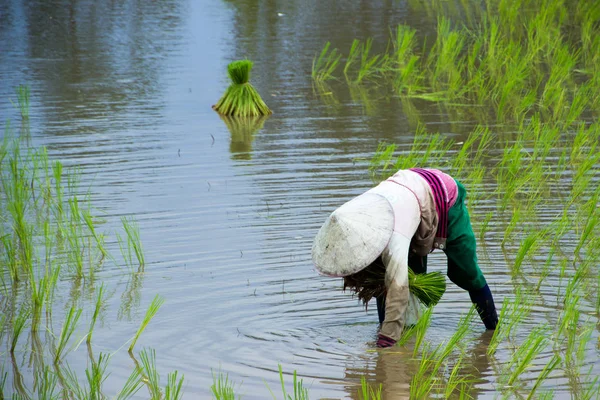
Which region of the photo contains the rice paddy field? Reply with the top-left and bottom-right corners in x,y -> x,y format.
1,0 -> 599,398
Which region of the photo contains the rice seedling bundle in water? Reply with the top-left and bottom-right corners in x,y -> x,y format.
343,257 -> 446,307
213,60 -> 272,117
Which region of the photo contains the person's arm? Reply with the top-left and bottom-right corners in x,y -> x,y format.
373,184 -> 420,347
377,232 -> 412,346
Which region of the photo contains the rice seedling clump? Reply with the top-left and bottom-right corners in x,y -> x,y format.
343,257 -> 446,307
213,60 -> 272,117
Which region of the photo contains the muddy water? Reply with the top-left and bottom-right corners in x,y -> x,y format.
1,0 -> 598,399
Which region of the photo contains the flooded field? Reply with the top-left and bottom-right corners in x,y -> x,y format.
1,0 -> 599,398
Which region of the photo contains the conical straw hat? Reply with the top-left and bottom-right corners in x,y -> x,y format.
312,193 -> 394,277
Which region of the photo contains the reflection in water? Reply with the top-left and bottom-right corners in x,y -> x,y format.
348,84 -> 379,117
29,329 -> 45,381
341,330 -> 494,399
118,271 -> 144,322
18,119 -> 31,144
0,0 -> 185,156
312,82 -> 341,110
342,350 -> 416,400
458,331 -> 495,398
220,115 -> 270,160
10,351 -> 28,398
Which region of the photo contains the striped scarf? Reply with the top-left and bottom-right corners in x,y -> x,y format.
410,168 -> 450,244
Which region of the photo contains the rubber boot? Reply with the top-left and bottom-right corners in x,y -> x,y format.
468,284 -> 498,330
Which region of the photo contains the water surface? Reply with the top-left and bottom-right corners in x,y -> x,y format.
1,0 -> 598,398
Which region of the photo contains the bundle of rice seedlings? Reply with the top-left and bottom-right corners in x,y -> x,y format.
343,257 -> 446,308
407,268 -> 446,307
213,60 -> 272,117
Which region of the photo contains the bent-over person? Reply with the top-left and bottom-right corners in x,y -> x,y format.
312,168 -> 498,348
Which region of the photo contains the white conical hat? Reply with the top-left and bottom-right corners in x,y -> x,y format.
312,193 -> 394,277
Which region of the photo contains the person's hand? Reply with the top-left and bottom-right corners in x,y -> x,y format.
376,334 -> 396,348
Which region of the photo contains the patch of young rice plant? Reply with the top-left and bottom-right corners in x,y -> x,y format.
10,84 -> 30,120
59,353 -> 108,399
368,142 -> 397,181
64,196 -> 85,277
575,197 -> 600,257
444,356 -> 474,399
557,272 -> 586,347
355,38 -> 384,84
343,39 -> 361,81
87,283 -> 106,344
566,322 -> 594,371
211,369 -> 238,400
526,355 -> 561,400
317,0 -> 600,126
390,25 -> 419,85
488,289 -> 533,356
398,129 -> 453,170
478,211 -> 493,242
29,272 -> 48,332
53,305 -> 82,363
575,369 -> 600,400
512,231 -> 545,277
139,348 -> 162,399
82,208 -> 110,268
452,126 -> 492,175
5,148 -> 35,276
312,42 -> 341,82
120,216 -> 145,269
34,365 -> 59,400
128,294 -> 164,353
115,367 -> 144,400
428,17 -> 467,97
52,160 -> 64,221
358,376 -> 382,400
10,305 -> 30,353
343,38 -> 385,84
501,207 -> 522,247
275,364 -> 309,400
164,371 -> 185,400
398,306 -> 433,347
369,125 -> 453,177
409,308 -> 475,398
431,306 -> 475,371
59,363 -> 86,399
502,326 -> 551,388
85,352 -> 110,399
0,122 -> 178,398
391,23 -> 416,58
409,343 -> 437,398
534,249 -> 557,292
1,234 -> 19,283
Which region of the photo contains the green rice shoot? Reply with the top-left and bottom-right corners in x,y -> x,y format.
213,60 -> 272,117
343,257 -> 446,307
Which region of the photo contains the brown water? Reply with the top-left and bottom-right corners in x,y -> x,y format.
1,0 -> 598,399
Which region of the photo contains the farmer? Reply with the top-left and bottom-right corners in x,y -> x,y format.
312,168 -> 498,348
